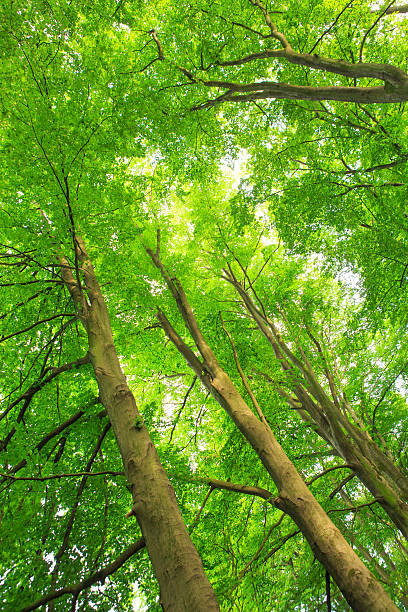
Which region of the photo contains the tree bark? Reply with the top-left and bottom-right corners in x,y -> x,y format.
191,83 -> 408,110
60,238 -> 219,612
147,247 -> 399,612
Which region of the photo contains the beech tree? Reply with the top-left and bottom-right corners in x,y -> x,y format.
1,0 -> 408,610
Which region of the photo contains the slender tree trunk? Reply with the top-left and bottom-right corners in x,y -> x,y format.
147,247 -> 399,612
61,238 -> 219,612
225,271 -> 408,539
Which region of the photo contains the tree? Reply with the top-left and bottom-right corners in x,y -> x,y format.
1,0 -> 408,610
144,237 -> 399,610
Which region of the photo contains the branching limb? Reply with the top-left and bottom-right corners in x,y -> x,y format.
182,475 -> 275,502
188,486 -> 214,533
156,309 -> 204,378
146,24 -> 408,108
147,245 -> 220,373
305,325 -> 341,408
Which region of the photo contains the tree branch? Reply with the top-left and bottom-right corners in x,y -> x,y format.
0,313 -> 76,344
168,375 -> 197,443
220,313 -> 269,427
192,82 -> 408,109
359,0 -> 397,62
1,470 -> 122,483
147,28 -> 408,108
327,499 -> 378,513
1,355 -> 90,424
50,423 -> 111,591
182,475 -> 275,502
306,464 -> 354,486
20,538 -> 145,612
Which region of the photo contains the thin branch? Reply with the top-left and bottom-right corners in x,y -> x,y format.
328,499 -> 378,513
183,475 -> 275,502
306,464 -> 354,486
326,571 -> 332,612
372,360 -> 408,429
359,0 -> 397,62
20,538 -> 145,612
0,470 -> 124,483
3,400 -> 103,479
200,8 -> 274,39
50,423 -> 111,590
220,313 -> 269,426
228,521 -> 299,595
188,487 -> 214,534
69,116 -> 113,170
1,355 -> 89,423
0,313 -> 76,344
0,279 -> 62,287
309,0 -> 355,55
169,375 -> 197,443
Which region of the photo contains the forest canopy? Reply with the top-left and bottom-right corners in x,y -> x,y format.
1,0 -> 408,610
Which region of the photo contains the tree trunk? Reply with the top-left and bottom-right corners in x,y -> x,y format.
227,272 -> 408,540
147,247 -> 399,612
61,238 -> 219,612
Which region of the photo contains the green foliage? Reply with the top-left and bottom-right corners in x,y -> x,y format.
1,0 -> 408,610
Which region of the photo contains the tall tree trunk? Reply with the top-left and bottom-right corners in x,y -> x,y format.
225,270 -> 408,540
60,238 -> 219,612
147,246 -> 399,612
